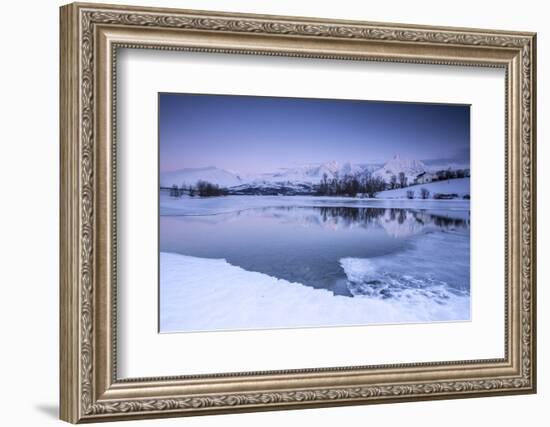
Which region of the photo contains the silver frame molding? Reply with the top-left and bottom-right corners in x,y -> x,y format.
60,2 -> 536,423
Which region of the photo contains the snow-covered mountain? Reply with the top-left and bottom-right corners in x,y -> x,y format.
161,161 -> 379,189
249,161 -> 375,186
372,155 -> 427,184
160,167 -> 243,188
160,156 -> 468,192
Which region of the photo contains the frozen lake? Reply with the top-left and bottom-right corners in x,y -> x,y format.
160,200 -> 470,305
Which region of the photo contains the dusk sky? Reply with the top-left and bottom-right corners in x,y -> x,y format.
159,93 -> 470,174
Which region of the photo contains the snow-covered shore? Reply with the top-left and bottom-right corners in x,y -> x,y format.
376,178 -> 470,199
160,230 -> 470,332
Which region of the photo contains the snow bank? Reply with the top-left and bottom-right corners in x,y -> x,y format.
160,237 -> 470,333
376,178 -> 470,199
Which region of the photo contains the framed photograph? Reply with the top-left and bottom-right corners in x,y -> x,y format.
60,2 -> 537,423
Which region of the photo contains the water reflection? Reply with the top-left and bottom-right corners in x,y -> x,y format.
187,206 -> 470,238
315,206 -> 469,235
160,206 -> 469,297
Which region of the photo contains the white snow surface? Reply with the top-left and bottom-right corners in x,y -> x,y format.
376,178 -> 470,199
160,230 -> 470,332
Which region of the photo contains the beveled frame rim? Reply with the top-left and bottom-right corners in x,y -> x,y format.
60,2 -> 536,423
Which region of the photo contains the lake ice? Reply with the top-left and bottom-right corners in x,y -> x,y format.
159,195 -> 470,333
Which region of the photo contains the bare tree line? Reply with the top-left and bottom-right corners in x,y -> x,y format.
169,180 -> 227,198
315,172 -> 387,197
167,168 -> 469,199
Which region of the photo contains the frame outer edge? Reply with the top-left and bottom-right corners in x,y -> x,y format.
60,3 -> 81,424
59,2 -> 537,422
68,1 -> 537,37
529,33 -> 537,393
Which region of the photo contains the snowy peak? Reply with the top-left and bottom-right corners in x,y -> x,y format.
372,156 -> 427,183
318,160 -> 339,172
383,155 -> 426,174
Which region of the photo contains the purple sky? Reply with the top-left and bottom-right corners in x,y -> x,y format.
159,93 -> 470,174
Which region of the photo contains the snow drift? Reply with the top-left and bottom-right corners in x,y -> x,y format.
160,228 -> 470,333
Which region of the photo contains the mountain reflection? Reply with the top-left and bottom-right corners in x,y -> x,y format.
203,206 -> 470,238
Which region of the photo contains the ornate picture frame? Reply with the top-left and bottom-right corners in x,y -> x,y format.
60,2 -> 536,423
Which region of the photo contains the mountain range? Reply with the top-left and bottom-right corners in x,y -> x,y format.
160,155 -> 469,193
